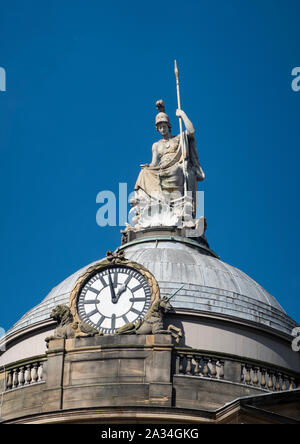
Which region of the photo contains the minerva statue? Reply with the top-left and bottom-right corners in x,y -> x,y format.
127,62 -> 205,233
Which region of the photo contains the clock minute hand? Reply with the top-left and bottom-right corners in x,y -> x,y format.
108,271 -> 117,303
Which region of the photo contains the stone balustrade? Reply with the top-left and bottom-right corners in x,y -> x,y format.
240,363 -> 298,391
175,350 -> 300,392
4,359 -> 45,391
1,347 -> 299,396
175,352 -> 225,380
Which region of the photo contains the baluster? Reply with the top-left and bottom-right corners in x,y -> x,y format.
275,373 -> 281,391
289,377 -> 295,391
202,357 -> 209,377
31,363 -> 38,383
245,365 -> 252,385
281,375 -> 288,391
178,354 -> 185,374
25,364 -> 32,385
260,368 -> 266,389
218,360 -> 225,379
240,364 -> 245,383
38,362 -> 43,382
267,370 -> 274,390
186,355 -> 193,375
252,367 -> 259,386
175,354 -> 179,374
6,370 -> 12,390
12,368 -> 19,388
18,366 -> 25,387
194,356 -> 200,376
210,358 -> 217,379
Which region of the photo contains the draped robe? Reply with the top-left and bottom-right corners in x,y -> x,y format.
134,131 -> 204,214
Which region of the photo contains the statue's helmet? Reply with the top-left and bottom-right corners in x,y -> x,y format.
155,100 -> 172,130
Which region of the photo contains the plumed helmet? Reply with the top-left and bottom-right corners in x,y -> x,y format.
155,100 -> 172,130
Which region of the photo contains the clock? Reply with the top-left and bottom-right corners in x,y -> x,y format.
76,266 -> 152,334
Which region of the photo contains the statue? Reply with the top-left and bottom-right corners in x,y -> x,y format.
115,296 -> 182,344
115,285 -> 184,343
45,305 -> 103,344
126,61 -> 205,233
128,100 -> 205,230
136,101 -> 204,205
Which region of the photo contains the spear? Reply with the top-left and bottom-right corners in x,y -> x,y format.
166,284 -> 185,302
174,60 -> 188,197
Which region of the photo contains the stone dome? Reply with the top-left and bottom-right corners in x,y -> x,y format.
7,237 -> 297,336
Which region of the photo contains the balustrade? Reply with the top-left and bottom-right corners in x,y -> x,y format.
240,363 -> 298,392
176,351 -> 299,393
5,361 -> 45,391
176,353 -> 225,380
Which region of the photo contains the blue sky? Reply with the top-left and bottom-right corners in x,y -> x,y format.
0,0 -> 299,331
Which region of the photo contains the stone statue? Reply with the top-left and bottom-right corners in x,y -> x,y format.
128,100 -> 205,231
45,305 -> 102,343
115,296 -> 182,343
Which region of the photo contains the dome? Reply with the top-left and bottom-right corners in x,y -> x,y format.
7,237 -> 296,336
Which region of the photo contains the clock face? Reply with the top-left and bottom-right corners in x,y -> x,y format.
77,266 -> 152,334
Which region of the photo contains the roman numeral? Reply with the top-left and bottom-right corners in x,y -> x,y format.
84,300 -> 99,304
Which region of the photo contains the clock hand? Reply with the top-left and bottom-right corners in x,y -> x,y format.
116,283 -> 127,299
108,270 -> 117,303
115,274 -> 132,300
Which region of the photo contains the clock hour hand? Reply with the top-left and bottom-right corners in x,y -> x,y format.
108,271 -> 117,303
115,274 -> 132,301
115,283 -> 127,299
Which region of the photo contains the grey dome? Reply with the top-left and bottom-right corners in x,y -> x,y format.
7,239 -> 296,336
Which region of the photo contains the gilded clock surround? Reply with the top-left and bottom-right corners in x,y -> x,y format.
69,250 -> 160,334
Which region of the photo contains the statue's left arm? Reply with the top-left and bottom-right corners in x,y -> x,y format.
176,109 -> 195,137
176,109 -> 205,182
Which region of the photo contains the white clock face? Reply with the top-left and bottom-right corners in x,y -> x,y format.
77,266 -> 152,334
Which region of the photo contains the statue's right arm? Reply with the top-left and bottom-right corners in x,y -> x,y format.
149,142 -> 159,167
